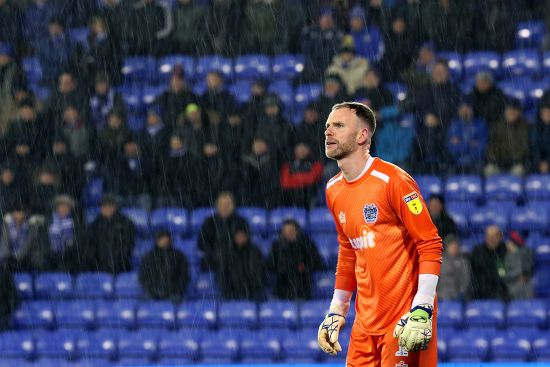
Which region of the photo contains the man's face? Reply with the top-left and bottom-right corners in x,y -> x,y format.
540,107 -> 550,124
147,113 -> 161,126
108,114 -> 122,129
59,74 -> 75,93
392,18 -> 406,34
428,197 -> 443,217
170,136 -> 183,151
48,23 -> 63,38
294,143 -> 310,160
475,78 -> 492,94
445,241 -> 459,257
170,75 -> 184,91
265,104 -> 279,117
319,14 -> 334,30
156,235 -> 171,249
485,226 -> 502,249
349,17 -> 363,31
56,203 -> 71,218
304,108 -> 318,124
95,81 -> 109,95
100,203 -> 117,219
252,139 -> 268,155
458,104 -> 473,121
206,73 -> 222,90
53,141 -> 67,155
233,230 -> 248,247
431,63 -> 449,84
1,169 -> 14,184
0,54 -> 10,67
63,107 -> 79,123
504,106 -> 520,123
364,71 -> 380,88
216,195 -> 234,218
19,106 -> 35,121
281,223 -> 298,242
325,108 -> 368,160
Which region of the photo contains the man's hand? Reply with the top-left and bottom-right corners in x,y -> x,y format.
317,313 -> 345,355
393,304 -> 433,352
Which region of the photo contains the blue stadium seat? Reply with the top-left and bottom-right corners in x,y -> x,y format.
76,330 -> 117,361
510,204 -> 548,233
544,51 -> 550,76
157,55 -> 195,83
69,27 -> 88,46
469,206 -> 509,234
490,330 -> 531,362
529,235 -> 550,263
150,208 -> 188,238
465,300 -> 505,328
22,57 -> 42,84
311,233 -> 338,268
195,55 -> 233,80
484,174 -> 523,202
444,175 -> 483,203
192,79 -> 208,96
83,178 -> 104,206
14,273 -> 33,300
308,207 -> 337,233
141,85 -> 165,107
527,79 -> 546,108
200,332 -> 239,363
13,301 -> 55,329
0,331 -> 34,360
271,54 -> 304,79
132,238 -> 153,268
463,51 -> 500,78
269,207 -> 307,234
95,300 -> 136,329
447,330 -> 489,362
312,271 -> 335,299
173,239 -> 201,267
117,330 -> 159,364
532,332 -> 550,361
118,87 -> 144,115
157,331 -> 200,364
438,331 -> 448,362
498,78 -> 530,106
294,83 -> 322,110
502,49 -> 541,78
438,52 -> 463,81
115,272 -> 143,299
121,207 -> 151,237
268,80 -> 294,111
251,235 -> 272,257
193,272 -> 219,299
525,174 -> 550,202
516,21 -> 546,48
218,301 -> 257,329
234,54 -> 271,80
281,329 -> 323,363
229,80 -> 253,105
415,175 -> 443,199
460,234 -> 484,253
507,300 -> 547,329
34,273 -> 73,299
438,301 -> 463,329
190,207 -> 215,234
445,202 -> 473,235
75,273 -> 114,299
386,82 -> 408,103
299,300 -> 330,328
240,331 -> 281,363
237,207 -> 268,236
176,300 -> 217,329
55,301 -> 95,329
136,301 -> 176,329
34,330 -> 77,360
121,56 -> 157,85
258,301 -> 299,329
534,268 -> 550,297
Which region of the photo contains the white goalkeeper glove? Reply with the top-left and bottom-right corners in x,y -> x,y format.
393,304 -> 433,352
317,313 -> 346,355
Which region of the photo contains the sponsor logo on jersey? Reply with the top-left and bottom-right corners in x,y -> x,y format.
339,211 -> 346,224
403,191 -> 423,215
396,361 -> 408,367
363,203 -> 378,223
349,225 -> 375,249
395,346 -> 409,357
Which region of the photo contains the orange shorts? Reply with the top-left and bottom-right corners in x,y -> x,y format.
345,317 -> 437,367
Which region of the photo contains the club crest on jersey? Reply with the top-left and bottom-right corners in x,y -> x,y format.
403,191 -> 423,215
363,203 -> 378,223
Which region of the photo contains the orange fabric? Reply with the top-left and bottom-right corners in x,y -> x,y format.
326,157 -> 442,334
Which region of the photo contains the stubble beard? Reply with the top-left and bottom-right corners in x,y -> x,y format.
325,140 -> 355,161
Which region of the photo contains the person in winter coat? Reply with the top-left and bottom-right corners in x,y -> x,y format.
155,65 -> 197,128
325,36 -> 368,95
504,231 -> 533,300
139,230 -> 190,302
267,219 -> 325,300
295,102 -> 326,161
467,71 -> 506,126
411,113 -> 451,175
427,194 -> 458,241
89,73 -> 126,130
347,5 -> 384,62
531,98 -> 550,174
170,0 -> 207,55
437,235 -> 471,301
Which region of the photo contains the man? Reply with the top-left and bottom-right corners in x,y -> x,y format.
470,225 -> 507,300
318,102 -> 442,366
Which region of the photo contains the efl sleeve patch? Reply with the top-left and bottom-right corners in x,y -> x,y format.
403,191 -> 423,215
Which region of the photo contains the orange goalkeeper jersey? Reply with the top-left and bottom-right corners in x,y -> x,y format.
325,156 -> 442,335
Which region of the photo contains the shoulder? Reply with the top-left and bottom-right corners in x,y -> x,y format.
325,171 -> 344,191
370,158 -> 410,185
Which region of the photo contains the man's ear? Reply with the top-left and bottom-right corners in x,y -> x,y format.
357,128 -> 370,146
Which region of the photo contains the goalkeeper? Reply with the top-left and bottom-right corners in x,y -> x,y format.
318,102 -> 443,367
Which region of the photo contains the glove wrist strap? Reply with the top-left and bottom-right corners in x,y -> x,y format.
410,304 -> 433,320
327,312 -> 345,319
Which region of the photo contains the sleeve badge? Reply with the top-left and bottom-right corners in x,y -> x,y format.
403,192 -> 423,215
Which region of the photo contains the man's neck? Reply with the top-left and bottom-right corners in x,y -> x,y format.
338,152 -> 371,181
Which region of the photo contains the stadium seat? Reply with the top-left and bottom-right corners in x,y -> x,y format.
469,205 -> 509,234
312,271 -> 335,299
529,235 -> 550,264
0,331 -> 34,361
74,273 -> 114,299
463,51 -> 500,78
76,330 -> 117,361
516,21 -> 546,48
240,331 -> 281,363
502,49 -> 541,78
234,54 -> 271,80
490,330 -> 531,362
115,272 -> 143,299
386,82 -> 408,103
532,331 -> 550,361
268,80 -> 294,110
192,79 -> 208,95
121,56 -> 157,85
150,208 -> 188,238
281,329 -> 323,363
34,273 -> 73,299
507,300 -> 547,329
118,87 -> 144,115
294,83 -> 322,110
173,239 -> 201,267
14,273 -> 34,300
141,85 -> 165,107
465,300 -> 505,328
237,207 -> 268,236
447,330 -> 489,362
311,233 -> 338,268
95,300 -> 136,329
534,268 -> 550,297
117,330 -> 159,364
445,202 -> 473,235
193,271 -> 219,299
22,57 -> 42,84
308,207 -> 337,233
258,301 -> 299,329
299,300 -> 330,328
55,301 -> 95,329
509,204 -> 548,233
136,301 -> 176,329
157,55 -> 195,83
438,51 -> 463,81
444,175 -> 483,203
498,78 -> 530,106
121,207 -> 151,237
13,301 -> 55,329
195,55 -> 233,80
176,300 -> 217,329
437,301 -> 463,329
69,27 -> 89,46
189,207 -> 215,234
83,178 -> 104,206
415,175 -> 443,199
269,207 -> 307,234
34,330 -> 77,360
157,330 -> 200,364
438,332 -> 448,362
525,174 -> 550,202
132,238 -> 153,268
218,301 -> 257,329
200,331 -> 239,363
484,174 -> 523,202
271,54 -> 304,79
229,80 -> 253,105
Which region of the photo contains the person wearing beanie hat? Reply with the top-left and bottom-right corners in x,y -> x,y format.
504,230 -> 533,300
348,5 -> 384,61
437,234 -> 471,301
531,97 -> 550,174
326,35 -> 368,95
157,63 -> 198,128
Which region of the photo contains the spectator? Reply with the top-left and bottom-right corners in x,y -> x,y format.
139,230 -> 190,302
267,219 -> 325,300
0,1 -> 22,58
347,5 -> 384,62
447,99 -> 488,174
217,224 -> 266,300
354,68 -> 394,115
123,0 -> 172,56
300,7 -> 343,81
411,112 -> 451,174
421,0 -> 473,52
401,42 -> 436,91
23,0 -> 62,49
437,234 -> 471,301
89,72 -> 126,130
325,36 -> 369,95
470,225 -> 507,300
0,43 -> 26,134
280,142 -> 323,208
241,0 -> 286,55
197,192 -> 249,271
30,164 -> 60,216
374,108 -> 414,169
56,104 -> 93,161
295,102 -> 325,160
0,259 -> 19,330
427,194 -> 457,239
204,0 -> 242,56
224,106 -> 246,164
196,141 -> 233,207
156,64 -> 197,128
46,71 -> 89,127
504,231 -> 534,300
392,0 -> 426,49
381,11 -> 417,82
0,164 -> 25,216
240,137 -> 281,208
170,0 -> 207,55
36,16 -> 76,86
97,110 -> 133,177
43,136 -> 83,201
86,194 -> 135,274
176,103 -> 208,157
531,98 -> 550,174
315,74 -> 348,122
0,201 -> 48,272
200,71 -> 236,126
243,78 -> 267,133
467,71 -> 506,126
97,0 -> 127,48
485,98 -> 530,177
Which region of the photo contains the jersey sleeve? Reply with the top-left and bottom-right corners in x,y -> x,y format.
326,191 -> 357,292
388,170 -> 443,275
